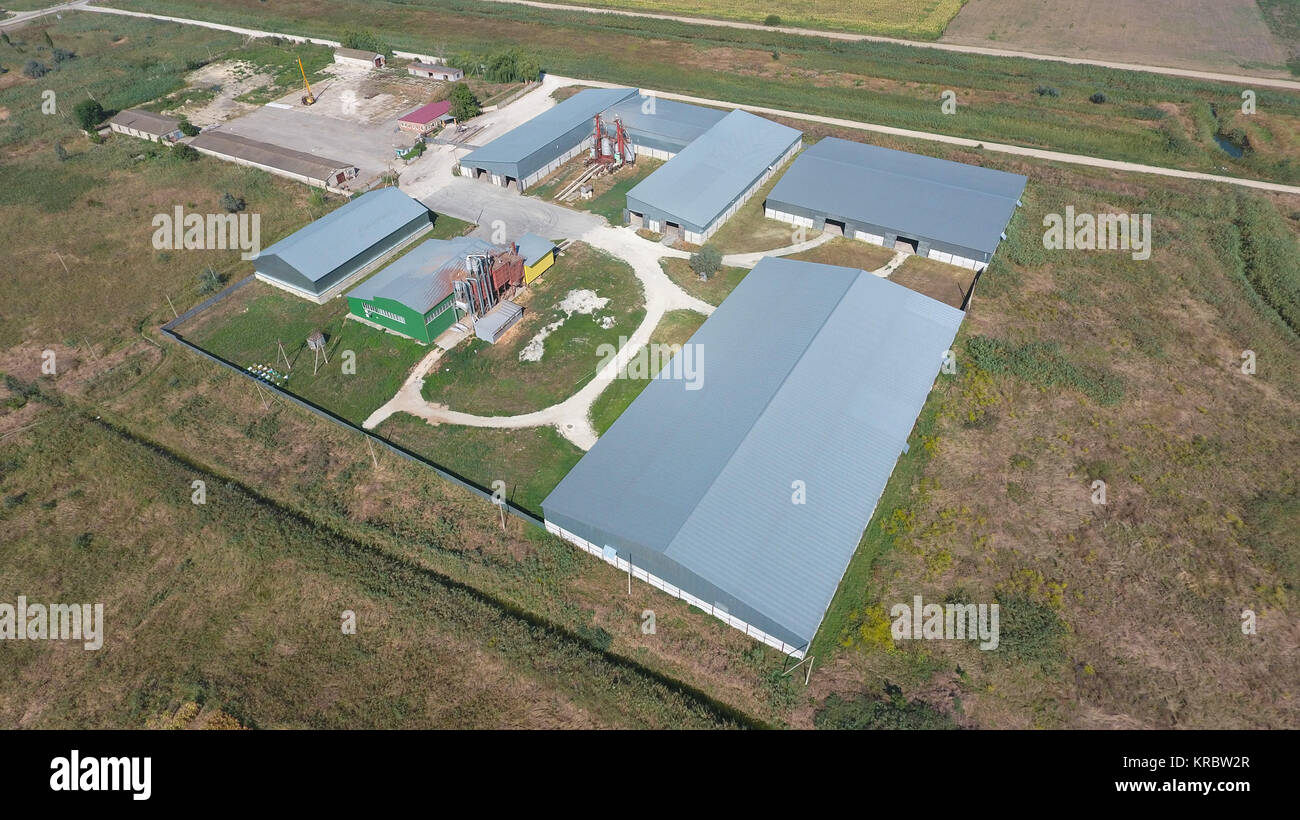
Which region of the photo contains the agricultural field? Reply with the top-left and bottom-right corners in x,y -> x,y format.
106,0 -> 1300,185
539,0 -> 967,39
944,0 -> 1293,77
420,242 -> 646,415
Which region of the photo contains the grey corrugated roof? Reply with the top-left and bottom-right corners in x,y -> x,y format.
602,96 -> 727,155
255,188 -> 430,284
475,299 -> 523,339
767,137 -> 1027,256
625,109 -> 802,232
515,233 -> 556,267
461,87 -> 637,169
107,108 -> 180,135
346,235 -> 496,312
191,130 -> 352,182
542,257 -> 964,648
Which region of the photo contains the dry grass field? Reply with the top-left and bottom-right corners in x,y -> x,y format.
944,0 -> 1292,77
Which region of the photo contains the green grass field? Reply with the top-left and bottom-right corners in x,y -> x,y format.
373,413 -> 584,515
421,243 -> 646,415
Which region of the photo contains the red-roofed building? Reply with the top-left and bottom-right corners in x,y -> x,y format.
398,100 -> 454,135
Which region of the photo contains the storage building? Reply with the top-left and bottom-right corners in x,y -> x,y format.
600,96 -> 727,160
334,48 -> 385,69
765,138 -> 1027,270
190,130 -> 357,189
107,109 -> 184,143
408,62 -> 463,81
516,233 -> 558,285
624,109 -> 802,244
253,187 -> 433,302
458,87 -> 638,191
543,257 -> 964,657
345,235 -> 497,343
474,299 -> 524,344
398,100 -> 454,135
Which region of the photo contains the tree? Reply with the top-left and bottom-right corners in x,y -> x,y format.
688,245 -> 722,281
171,143 -> 200,162
1089,91 -> 1107,104
22,60 -> 48,79
73,99 -> 105,132
178,117 -> 200,137
448,82 -> 480,121
220,192 -> 246,213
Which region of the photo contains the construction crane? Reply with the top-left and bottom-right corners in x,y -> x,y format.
297,57 -> 316,106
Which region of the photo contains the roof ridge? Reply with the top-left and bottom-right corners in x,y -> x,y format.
657,264 -> 861,574
805,148 -> 1022,201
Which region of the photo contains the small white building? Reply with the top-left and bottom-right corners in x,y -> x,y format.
408,61 -> 463,81
107,109 -> 183,143
334,48 -> 386,69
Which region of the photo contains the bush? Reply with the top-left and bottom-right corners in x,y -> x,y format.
220,192 -> 246,213
178,118 -> 200,137
197,267 -> 226,295
54,143 -> 68,162
815,685 -> 958,730
73,99 -> 105,132
52,47 -> 76,64
1033,85 -> 1060,98
171,143 -> 200,162
764,14 -> 782,26
22,60 -> 49,79
688,245 -> 722,281
1090,91 -> 1108,104
340,29 -> 390,57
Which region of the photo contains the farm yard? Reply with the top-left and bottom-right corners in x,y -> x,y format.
1,2 -> 1299,736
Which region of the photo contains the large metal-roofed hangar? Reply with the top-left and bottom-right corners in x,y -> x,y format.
624,109 -> 803,244
542,257 -> 965,657
252,188 -> 433,303
765,137 -> 1028,270
457,87 -> 638,191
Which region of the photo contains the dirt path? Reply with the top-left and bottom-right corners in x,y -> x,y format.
721,232 -> 834,269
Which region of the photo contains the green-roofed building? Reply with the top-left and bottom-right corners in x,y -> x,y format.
345,235 -> 498,343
